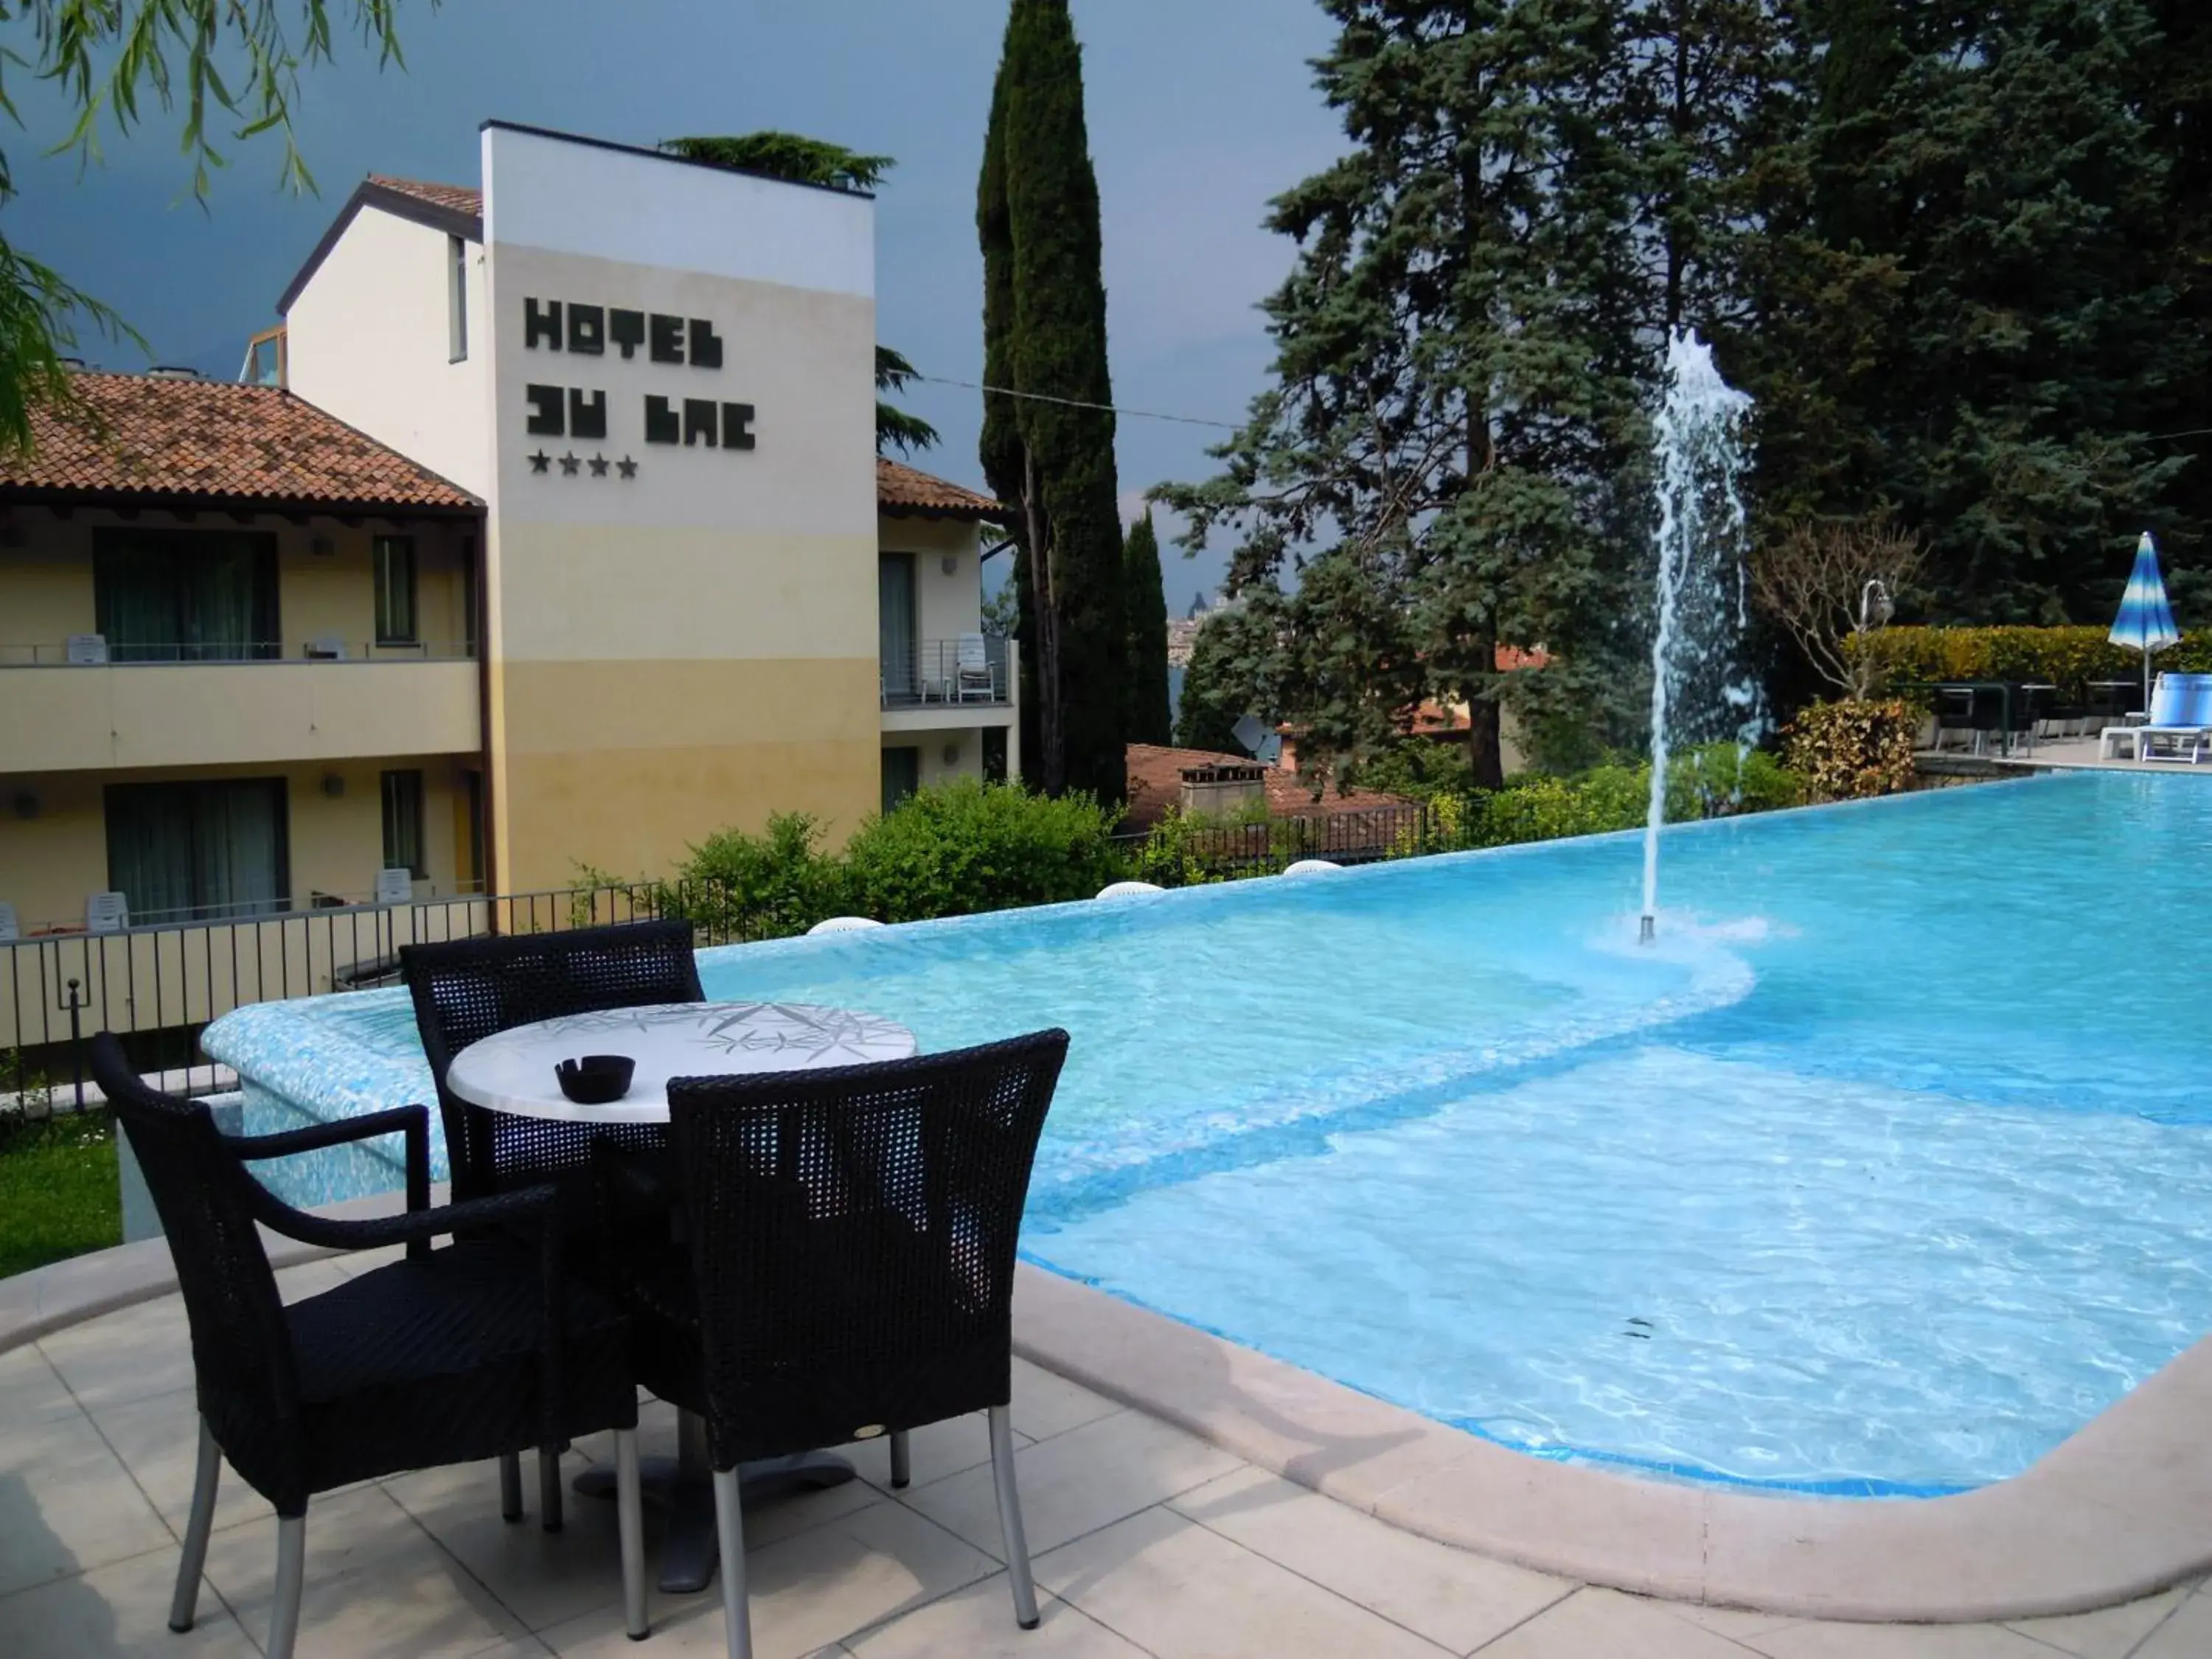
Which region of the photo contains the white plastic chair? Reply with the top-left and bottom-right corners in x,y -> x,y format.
373,869 -> 414,905
1281,860 -> 1343,876
86,891 -> 129,932
956,633 -> 995,702
0,901 -> 17,942
1095,881 -> 1164,900
807,916 -> 884,935
65,633 -> 108,664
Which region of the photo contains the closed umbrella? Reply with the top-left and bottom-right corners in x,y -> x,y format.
2110,532 -> 2181,706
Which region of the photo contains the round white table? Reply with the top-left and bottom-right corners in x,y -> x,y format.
444,1001 -> 919,1595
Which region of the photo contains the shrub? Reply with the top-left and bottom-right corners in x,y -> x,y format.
1851,626 -> 2212,701
668,812 -> 849,939
1781,700 -> 1918,801
843,779 -> 1124,922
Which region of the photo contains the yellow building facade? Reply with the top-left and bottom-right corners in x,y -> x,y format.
0,123 -> 1009,1052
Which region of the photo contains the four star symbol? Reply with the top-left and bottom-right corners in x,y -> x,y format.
527,449 -> 551,474
558,452 -> 581,476
527,449 -> 640,479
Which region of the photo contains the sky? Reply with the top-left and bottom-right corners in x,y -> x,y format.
4,0 -> 1347,608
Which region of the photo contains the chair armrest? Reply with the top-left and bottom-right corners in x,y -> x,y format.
231,1104 -> 433,1254
246,1180 -> 554,1255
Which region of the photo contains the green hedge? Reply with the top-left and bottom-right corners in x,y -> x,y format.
1854,626 -> 2212,700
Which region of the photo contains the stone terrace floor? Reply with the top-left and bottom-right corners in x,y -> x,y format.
4,1255 -> 2208,1659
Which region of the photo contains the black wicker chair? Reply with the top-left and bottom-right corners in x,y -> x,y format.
634,1030 -> 1071,1659
401,917 -> 702,1523
89,1034 -> 650,1658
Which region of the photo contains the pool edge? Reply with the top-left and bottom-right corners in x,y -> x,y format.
1009,1261 -> 2212,1623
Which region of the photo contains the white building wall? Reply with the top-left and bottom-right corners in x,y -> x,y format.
285,206 -> 492,495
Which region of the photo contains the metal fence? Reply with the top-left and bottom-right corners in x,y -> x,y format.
1,804 -> 1453,1110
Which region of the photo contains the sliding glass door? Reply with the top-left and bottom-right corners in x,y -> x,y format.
105,779 -> 289,922
878,552 -> 917,702
94,528 -> 279,662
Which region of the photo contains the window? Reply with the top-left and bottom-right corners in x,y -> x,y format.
94,528 -> 278,662
448,234 -> 469,362
982,728 -> 1009,785
105,779 -> 288,923
457,770 -> 486,891
374,536 -> 417,646
381,769 -> 425,879
881,747 -> 920,815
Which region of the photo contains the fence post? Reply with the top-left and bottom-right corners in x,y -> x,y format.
62,975 -> 86,1112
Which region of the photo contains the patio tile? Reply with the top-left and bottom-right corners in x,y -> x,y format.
1663,1601 -> 1806,1643
1033,1503 -> 1455,1658
1474,1587 -> 1766,1657
201,1483 -> 532,1659
93,1387 -> 274,1535
1168,1463 -> 1574,1653
2003,1585 -> 2194,1658
539,1498 -> 998,1658
36,1294 -> 194,1412
0,1343 -> 80,1432
0,1543 -> 260,1658
1745,1617 -> 2072,1657
0,1408 -> 176,1598
846,1573 -> 1148,1657
2131,1587 -> 2212,1659
1012,1357 -> 1125,1441
897,1402 -> 1242,1559
837,1411 -> 1031,1493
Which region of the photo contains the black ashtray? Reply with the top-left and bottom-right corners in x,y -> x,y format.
554,1054 -> 635,1105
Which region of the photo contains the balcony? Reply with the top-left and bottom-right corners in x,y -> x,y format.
880,636 -> 1012,709
0,639 -> 480,773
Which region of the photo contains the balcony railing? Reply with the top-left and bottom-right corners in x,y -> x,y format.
880,636 -> 1011,707
0,639 -> 476,666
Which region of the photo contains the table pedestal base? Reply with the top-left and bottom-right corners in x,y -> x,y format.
570,1412 -> 855,1593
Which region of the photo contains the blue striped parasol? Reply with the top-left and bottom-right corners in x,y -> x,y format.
2110,532 -> 2181,703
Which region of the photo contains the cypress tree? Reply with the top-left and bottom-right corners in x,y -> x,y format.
976,0 -> 1129,803
1122,509 -> 1172,745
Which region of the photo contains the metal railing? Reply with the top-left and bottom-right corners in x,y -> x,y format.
0,639 -> 477,666
880,636 -> 1011,707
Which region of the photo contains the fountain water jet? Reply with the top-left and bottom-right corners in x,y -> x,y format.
1641,330 -> 1759,944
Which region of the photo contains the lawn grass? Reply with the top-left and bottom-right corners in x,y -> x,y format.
0,1110 -> 122,1279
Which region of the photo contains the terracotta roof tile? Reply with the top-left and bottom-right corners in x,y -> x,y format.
1124,742 -> 1412,833
0,372 -> 479,512
877,457 -> 1004,519
367,174 -> 482,218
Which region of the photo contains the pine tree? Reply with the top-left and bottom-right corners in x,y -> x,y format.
975,0 -> 1129,803
1121,509 -> 1172,744
2143,0 -> 2212,617
1158,1 -> 1648,790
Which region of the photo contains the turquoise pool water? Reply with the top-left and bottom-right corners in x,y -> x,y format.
206,772 -> 2212,1495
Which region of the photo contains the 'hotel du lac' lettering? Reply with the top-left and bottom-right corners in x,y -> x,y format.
518,296 -> 757,479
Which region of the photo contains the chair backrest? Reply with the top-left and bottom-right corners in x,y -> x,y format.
2177,673 -> 2212,727
88,1034 -> 304,1500
65,633 -> 108,664
664,1029 -> 1071,1470
85,891 -> 128,933
0,900 -> 16,942
957,633 -> 988,672
400,919 -> 703,1198
373,868 -> 414,905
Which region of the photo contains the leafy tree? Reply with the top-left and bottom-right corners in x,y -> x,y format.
1121,509 -> 1172,743
0,0 -> 414,455
977,0 -> 1127,803
1172,605 -> 1272,755
661,132 -> 939,456
1158,1 -> 1649,791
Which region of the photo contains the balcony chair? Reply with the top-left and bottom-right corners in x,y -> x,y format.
400,916 -> 703,1523
88,1033 -> 649,1659
956,632 -> 997,702
631,1030 -> 1071,1659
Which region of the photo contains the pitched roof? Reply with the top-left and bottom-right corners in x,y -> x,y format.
1124,743 -> 1412,834
877,458 -> 1004,521
367,174 -> 482,217
0,372 -> 480,513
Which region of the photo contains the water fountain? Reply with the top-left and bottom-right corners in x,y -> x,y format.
1640,330 -> 1759,944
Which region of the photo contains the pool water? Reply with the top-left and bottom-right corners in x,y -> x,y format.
207,771 -> 2212,1495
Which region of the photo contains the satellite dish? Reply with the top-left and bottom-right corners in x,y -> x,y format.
1231,714 -> 1269,756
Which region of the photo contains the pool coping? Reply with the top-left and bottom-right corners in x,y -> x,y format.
7,1225 -> 2208,1626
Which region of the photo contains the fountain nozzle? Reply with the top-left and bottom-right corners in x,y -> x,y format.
1638,914 -> 1656,946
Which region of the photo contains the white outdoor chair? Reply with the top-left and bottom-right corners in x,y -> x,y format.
807,916 -> 884,935
1095,881 -> 1164,900
0,901 -> 17,942
86,891 -> 129,932
307,634 -> 347,661
373,869 -> 414,906
956,633 -> 996,702
65,633 -> 108,664
1281,860 -> 1343,876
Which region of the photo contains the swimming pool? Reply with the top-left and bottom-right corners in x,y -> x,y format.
204,771 -> 2212,1498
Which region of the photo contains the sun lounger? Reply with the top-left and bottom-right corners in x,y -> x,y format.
2100,672 -> 2212,763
